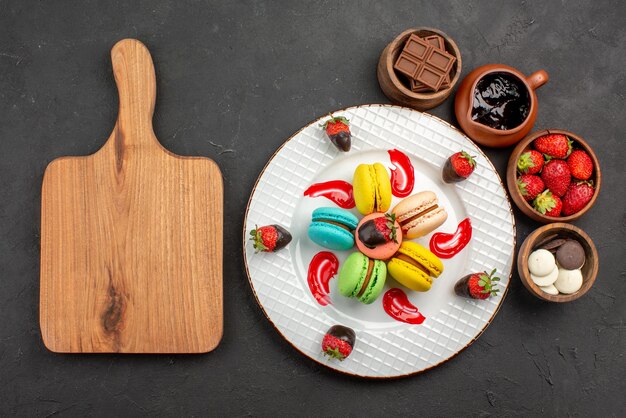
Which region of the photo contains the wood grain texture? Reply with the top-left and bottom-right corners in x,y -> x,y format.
517,223 -> 598,303
40,39 -> 223,353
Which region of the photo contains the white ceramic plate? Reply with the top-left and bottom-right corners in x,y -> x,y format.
243,105 -> 515,378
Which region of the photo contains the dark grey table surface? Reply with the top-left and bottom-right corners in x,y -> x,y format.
1,1 -> 624,416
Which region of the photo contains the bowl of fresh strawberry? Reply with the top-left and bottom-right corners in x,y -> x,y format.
506,129 -> 601,223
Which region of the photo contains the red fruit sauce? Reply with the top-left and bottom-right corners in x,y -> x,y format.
303,180 -> 355,209
429,217 -> 472,259
388,149 -> 415,198
382,288 -> 426,324
307,251 -> 339,306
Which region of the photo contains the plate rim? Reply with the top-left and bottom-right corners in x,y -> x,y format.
242,103 -> 517,379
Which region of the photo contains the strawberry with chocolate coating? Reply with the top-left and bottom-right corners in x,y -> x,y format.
321,116 -> 351,152
517,150 -> 544,175
442,150 -> 476,183
322,325 -> 356,360
517,174 -> 545,201
567,150 -> 593,180
533,190 -> 562,217
562,181 -> 595,216
357,213 -> 398,249
249,224 -> 292,253
454,269 -> 500,300
534,134 -> 572,159
541,159 -> 571,197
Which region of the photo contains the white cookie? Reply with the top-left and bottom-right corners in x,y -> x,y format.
554,268 -> 583,294
528,249 -> 556,276
531,265 -> 559,287
539,284 -> 559,295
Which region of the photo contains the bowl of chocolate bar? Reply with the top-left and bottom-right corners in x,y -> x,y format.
377,27 -> 462,111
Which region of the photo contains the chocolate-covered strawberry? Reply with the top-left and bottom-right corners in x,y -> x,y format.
322,325 -> 356,360
357,213 -> 398,249
321,116 -> 351,152
562,181 -> 594,216
249,224 -> 292,253
454,268 -> 500,300
517,150 -> 544,175
442,150 -> 476,183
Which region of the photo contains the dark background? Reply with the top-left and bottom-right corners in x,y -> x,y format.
1,0 -> 624,416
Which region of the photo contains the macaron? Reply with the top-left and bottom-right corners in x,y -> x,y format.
387,241 -> 444,292
391,191 -> 448,239
308,207 -> 359,251
352,163 -> 392,215
355,213 -> 402,260
338,252 -> 387,304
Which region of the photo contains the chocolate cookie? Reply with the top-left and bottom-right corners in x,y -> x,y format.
540,238 -> 567,253
533,233 -> 558,250
556,240 -> 585,270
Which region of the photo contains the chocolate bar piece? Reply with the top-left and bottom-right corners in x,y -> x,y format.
410,35 -> 451,93
424,35 -> 453,81
426,48 -> 455,73
416,65 -> 446,91
403,35 -> 433,60
411,76 -> 451,92
424,35 -> 445,50
394,52 -> 423,78
395,33 -> 456,93
410,78 -> 434,93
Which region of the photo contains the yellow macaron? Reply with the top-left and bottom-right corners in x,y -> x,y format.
352,163 -> 392,215
387,241 -> 444,292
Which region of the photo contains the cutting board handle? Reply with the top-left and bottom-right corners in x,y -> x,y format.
110,39 -> 157,148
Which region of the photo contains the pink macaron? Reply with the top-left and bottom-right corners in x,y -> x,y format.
355,213 -> 402,260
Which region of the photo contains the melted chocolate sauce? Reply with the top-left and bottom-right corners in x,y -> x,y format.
471,72 -> 530,130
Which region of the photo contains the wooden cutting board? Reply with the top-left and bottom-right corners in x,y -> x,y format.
40,39 -> 223,353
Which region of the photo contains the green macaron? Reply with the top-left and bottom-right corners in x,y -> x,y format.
338,252 -> 387,304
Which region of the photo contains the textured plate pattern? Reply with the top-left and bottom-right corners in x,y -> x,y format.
243,105 -> 515,377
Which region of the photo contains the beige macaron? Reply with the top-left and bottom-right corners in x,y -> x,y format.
391,191 -> 448,239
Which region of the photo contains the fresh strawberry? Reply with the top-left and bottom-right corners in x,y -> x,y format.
442,151 -> 476,183
516,174 -> 545,201
357,213 -> 398,249
517,150 -> 544,175
541,159 -> 571,197
454,269 -> 500,300
533,134 -> 572,159
567,150 -> 593,180
249,224 -> 292,253
533,190 -> 562,217
322,325 -> 355,360
321,116 -> 351,152
562,181 -> 595,216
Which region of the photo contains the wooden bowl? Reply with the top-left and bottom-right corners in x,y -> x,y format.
518,223 -> 598,302
377,28 -> 462,110
506,129 -> 601,223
